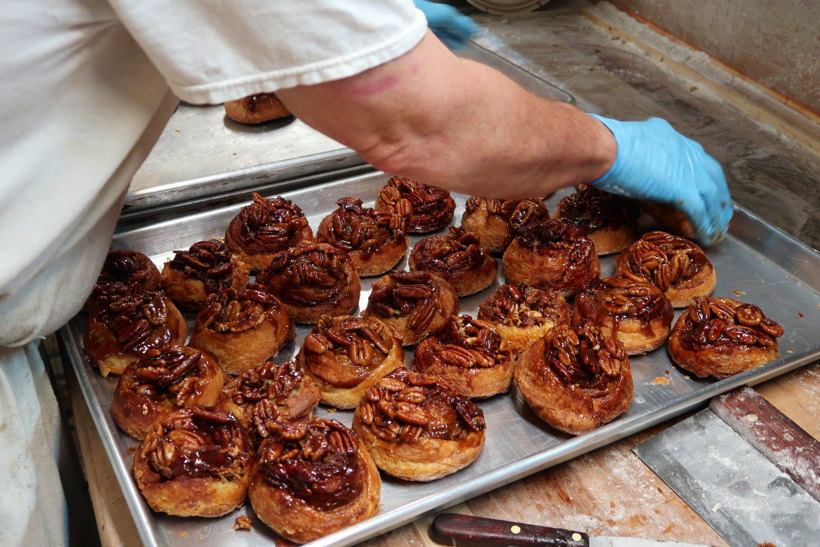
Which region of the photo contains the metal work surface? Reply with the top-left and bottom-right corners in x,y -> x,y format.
60,171 -> 820,547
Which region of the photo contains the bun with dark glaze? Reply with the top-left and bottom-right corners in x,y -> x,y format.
224,93 -> 291,124
461,197 -> 549,253
375,176 -> 455,234
555,185 -> 640,255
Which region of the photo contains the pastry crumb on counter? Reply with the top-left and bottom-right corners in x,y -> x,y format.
652,377 -> 671,385
234,516 -> 253,531
732,290 -> 746,295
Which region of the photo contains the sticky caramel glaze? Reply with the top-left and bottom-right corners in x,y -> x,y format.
555,185 -> 640,255
462,197 -> 550,253
375,176 -> 455,234
86,248 -> 161,312
316,197 -> 407,276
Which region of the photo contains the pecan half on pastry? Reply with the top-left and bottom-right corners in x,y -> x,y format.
85,248 -> 161,313
573,276 -> 674,355
409,226 -> 498,297
375,176 -> 455,234
361,270 -> 459,346
555,185 -> 640,255
257,242 -> 361,324
249,418 -> 381,544
462,197 -> 550,253
296,315 -> 404,409
503,219 -> 600,297
352,367 -> 486,481
224,193 -> 313,273
514,322 -> 633,434
224,92 -> 291,124
668,296 -> 784,378
160,239 -> 250,310
189,284 -> 294,375
615,231 -> 716,307
133,406 -> 253,517
478,283 -> 571,355
84,291 -> 187,377
316,197 -> 408,277
112,346 -> 225,440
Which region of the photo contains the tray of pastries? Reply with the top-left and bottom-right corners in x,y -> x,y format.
60,171 -> 820,546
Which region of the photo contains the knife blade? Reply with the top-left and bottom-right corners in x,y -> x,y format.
430,513 -> 709,547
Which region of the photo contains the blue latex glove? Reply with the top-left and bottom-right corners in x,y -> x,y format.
590,115 -> 733,245
413,0 -> 478,50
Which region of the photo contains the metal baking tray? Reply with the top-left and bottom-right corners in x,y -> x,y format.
59,171 -> 820,546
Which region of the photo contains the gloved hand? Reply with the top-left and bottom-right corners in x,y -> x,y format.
413,0 -> 479,50
590,115 -> 733,245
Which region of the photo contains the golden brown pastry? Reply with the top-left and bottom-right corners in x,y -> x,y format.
224,193 -> 313,273
257,242 -> 361,324
640,201 -> 699,240
477,283 -> 571,355
361,270 -> 459,346
413,315 -> 515,399
515,322 -> 633,434
409,226 -> 498,297
352,367 -> 486,481
375,176 -> 455,234
503,219 -> 600,297
159,239 -> 250,310
189,284 -> 294,375
224,92 -> 292,124
296,315 -> 404,409
133,406 -> 253,517
668,296 -> 784,378
555,185 -> 640,255
572,276 -> 674,355
615,231 -> 716,307
461,197 -> 550,253
316,196 -> 407,276
111,346 -> 225,440
248,418 -> 381,544
85,248 -> 161,313
84,291 -> 187,377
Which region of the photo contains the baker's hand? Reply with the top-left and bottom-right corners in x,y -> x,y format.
413,0 -> 478,50
590,115 -> 733,245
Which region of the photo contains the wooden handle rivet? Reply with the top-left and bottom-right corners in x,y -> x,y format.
572,532 -> 583,541
510,525 -> 521,534
746,413 -> 759,422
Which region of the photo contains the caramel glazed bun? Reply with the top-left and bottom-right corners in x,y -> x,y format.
409,226 -> 498,297
615,231 -> 716,308
555,184 -> 641,255
112,345 -> 225,440
477,283 -> 571,355
189,284 -> 294,375
224,193 -> 313,273
249,418 -> 381,544
316,196 -> 408,277
573,276 -> 674,355
361,270 -> 460,346
503,219 -> 600,297
257,242 -> 361,324
515,322 -> 633,435
353,367 -> 486,482
296,315 -> 404,409
375,176 -> 456,234
85,248 -> 160,313
668,296 -> 784,379
224,92 -> 292,124
461,196 -> 550,253
413,314 -> 516,399
133,407 -> 253,518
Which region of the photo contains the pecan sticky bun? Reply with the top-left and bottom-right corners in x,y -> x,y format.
668,297 -> 784,378
132,406 -> 253,517
224,92 -> 292,124
641,201 -> 699,240
224,193 -> 313,273
615,231 -> 715,307
85,248 -> 161,313
257,242 -> 361,324
514,322 -> 633,434
352,367 -> 486,481
316,197 -> 408,277
189,284 -> 294,375
555,185 -> 640,255
296,315 -> 404,409
573,276 -> 674,355
461,197 -> 550,253
375,176 -> 455,234
111,346 -> 225,440
477,283 -> 571,355
159,239 -> 250,310
248,418 -> 381,544
361,270 -> 459,346
220,359 -> 321,447
409,226 -> 498,297
413,315 -> 516,399
84,291 -> 187,377
503,219 -> 600,297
